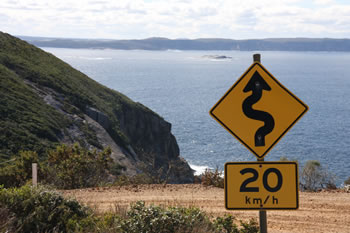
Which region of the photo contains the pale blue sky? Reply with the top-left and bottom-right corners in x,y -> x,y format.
1,0 -> 350,39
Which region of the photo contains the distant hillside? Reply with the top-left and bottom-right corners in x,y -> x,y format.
0,32 -> 194,183
20,36 -> 350,51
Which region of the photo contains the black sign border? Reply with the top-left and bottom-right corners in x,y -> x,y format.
210,62 -> 309,159
225,161 -> 299,210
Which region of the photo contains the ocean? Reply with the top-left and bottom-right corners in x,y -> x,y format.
42,48 -> 350,185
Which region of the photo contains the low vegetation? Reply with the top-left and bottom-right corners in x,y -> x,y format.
0,185 -> 89,233
0,144 -> 125,189
300,160 -> 337,192
200,168 -> 224,189
43,144 -> 115,189
0,150 -> 38,187
0,185 -> 259,233
1,148 -> 343,193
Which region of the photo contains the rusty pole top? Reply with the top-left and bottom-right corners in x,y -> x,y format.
253,53 -> 261,62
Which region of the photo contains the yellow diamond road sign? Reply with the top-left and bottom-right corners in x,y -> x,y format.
210,62 -> 308,159
225,162 -> 299,210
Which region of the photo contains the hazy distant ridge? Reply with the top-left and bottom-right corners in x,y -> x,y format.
20,36 -> 350,51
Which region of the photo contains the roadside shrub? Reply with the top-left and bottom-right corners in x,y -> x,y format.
201,168 -> 224,188
0,150 -> 38,187
0,186 -> 259,233
344,177 -> 350,185
0,185 -> 90,233
42,144 -> 113,189
213,215 -> 258,233
213,215 -> 238,233
119,201 -> 258,233
120,201 -> 213,233
300,160 -> 337,191
238,219 -> 259,233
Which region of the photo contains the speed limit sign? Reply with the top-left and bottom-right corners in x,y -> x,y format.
225,161 -> 298,210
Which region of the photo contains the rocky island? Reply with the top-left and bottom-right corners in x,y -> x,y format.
202,55 -> 232,60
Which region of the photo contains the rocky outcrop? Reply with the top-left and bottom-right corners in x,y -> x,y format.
116,102 -> 194,183
83,113 -> 138,176
86,107 -> 110,130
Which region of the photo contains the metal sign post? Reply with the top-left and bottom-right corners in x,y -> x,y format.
255,54 -> 267,233
258,158 -> 267,233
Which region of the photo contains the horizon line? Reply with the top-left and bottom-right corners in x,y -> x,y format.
16,34 -> 350,41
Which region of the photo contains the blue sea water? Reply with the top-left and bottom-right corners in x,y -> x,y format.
43,48 -> 350,185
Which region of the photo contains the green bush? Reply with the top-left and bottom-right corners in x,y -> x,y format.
120,201 -> 212,233
238,219 -> 259,233
201,168 -> 224,188
213,215 -> 258,233
0,150 -> 38,187
0,185 -> 90,233
42,144 -> 114,189
300,160 -> 337,191
213,215 -> 238,233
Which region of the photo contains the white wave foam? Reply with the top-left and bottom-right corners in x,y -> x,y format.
189,164 -> 210,176
166,49 -> 182,52
78,56 -> 112,60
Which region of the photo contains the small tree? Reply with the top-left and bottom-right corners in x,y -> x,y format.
300,160 -> 336,191
42,144 -> 113,189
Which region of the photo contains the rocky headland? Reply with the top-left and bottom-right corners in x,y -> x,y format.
0,32 -> 194,183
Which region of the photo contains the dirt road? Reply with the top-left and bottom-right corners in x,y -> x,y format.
63,184 -> 350,233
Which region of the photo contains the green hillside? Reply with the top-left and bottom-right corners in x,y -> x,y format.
0,32 -> 193,183
0,32 -> 133,158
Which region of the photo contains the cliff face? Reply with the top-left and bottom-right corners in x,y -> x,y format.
116,103 -> 194,183
0,32 -> 194,183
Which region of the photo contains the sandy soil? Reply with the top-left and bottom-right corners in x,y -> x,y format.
62,184 -> 350,233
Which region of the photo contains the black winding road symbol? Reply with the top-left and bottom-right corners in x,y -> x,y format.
242,71 -> 275,147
